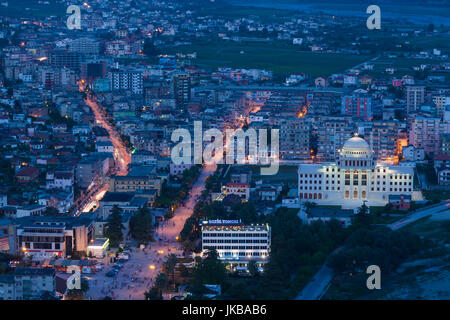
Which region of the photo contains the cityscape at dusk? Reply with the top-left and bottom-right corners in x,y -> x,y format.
0,0 -> 449,308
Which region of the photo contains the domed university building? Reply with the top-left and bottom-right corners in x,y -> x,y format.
298,135 -> 415,209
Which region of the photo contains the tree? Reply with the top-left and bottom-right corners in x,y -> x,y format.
353,202 -> 372,227
223,281 -> 252,299
231,202 -> 258,223
144,286 -> 162,300
179,264 -> 190,278
155,272 -> 169,296
303,201 -> 317,214
191,249 -> 227,288
66,278 -> 89,300
43,207 -> 59,216
129,206 -> 154,244
248,260 -> 259,277
105,205 -> 125,247
142,39 -> 160,58
164,254 -> 178,287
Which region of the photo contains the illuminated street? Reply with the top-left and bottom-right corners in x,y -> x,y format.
86,163 -> 217,299
74,84 -> 131,215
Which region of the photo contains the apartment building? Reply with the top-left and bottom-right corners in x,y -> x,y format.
409,116 -> 441,155
279,118 -> 310,160
406,86 -> 425,114
108,70 -> 143,95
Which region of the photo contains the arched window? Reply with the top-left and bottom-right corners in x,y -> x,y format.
318,193 -> 322,199
345,190 -> 349,198
353,190 -> 358,198
362,190 -> 366,198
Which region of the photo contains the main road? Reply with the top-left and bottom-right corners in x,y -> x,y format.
73,84 -> 131,215
86,163 -> 217,300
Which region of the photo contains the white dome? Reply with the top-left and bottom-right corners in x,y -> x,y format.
340,136 -> 371,158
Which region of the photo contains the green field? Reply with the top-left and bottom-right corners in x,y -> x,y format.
165,41 -> 372,77
0,0 -> 65,18
235,0 -> 450,18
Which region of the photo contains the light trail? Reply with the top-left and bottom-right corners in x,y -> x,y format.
75,82 -> 131,215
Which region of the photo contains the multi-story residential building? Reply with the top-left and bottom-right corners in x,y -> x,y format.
45,171 -> 74,190
170,163 -> 194,176
406,86 -> 425,114
341,89 -> 372,121
16,205 -> 47,218
172,72 -> 191,108
409,116 -> 441,155
432,95 -> 450,118
69,37 -> 100,55
317,117 -> 354,161
95,141 -> 114,153
76,153 -> 113,188
49,50 -> 82,70
434,154 -> 450,185
201,220 -> 271,272
298,135 -> 414,209
108,70 -> 143,95
369,120 -> 399,162
109,166 -> 161,195
131,150 -> 157,166
0,274 -> 15,300
441,133 -> 450,155
81,60 -> 107,82
0,194 -> 7,207
279,118 -> 310,160
97,192 -> 148,220
0,268 -> 56,300
13,268 -> 56,300
105,40 -> 132,56
402,145 -> 425,162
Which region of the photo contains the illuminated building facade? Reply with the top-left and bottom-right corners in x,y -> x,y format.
201,220 -> 271,272
298,135 -> 415,208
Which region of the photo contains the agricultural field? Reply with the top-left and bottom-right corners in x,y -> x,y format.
165,40 -> 372,77
1,0 -> 66,18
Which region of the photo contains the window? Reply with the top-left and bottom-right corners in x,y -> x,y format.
353,173 -> 358,185
361,174 -> 367,186
345,174 -> 350,185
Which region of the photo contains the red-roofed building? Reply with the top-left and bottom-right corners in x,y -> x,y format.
16,166 -> 39,184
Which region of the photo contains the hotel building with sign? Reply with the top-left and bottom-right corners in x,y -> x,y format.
298,135 -> 415,209
201,219 -> 271,272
